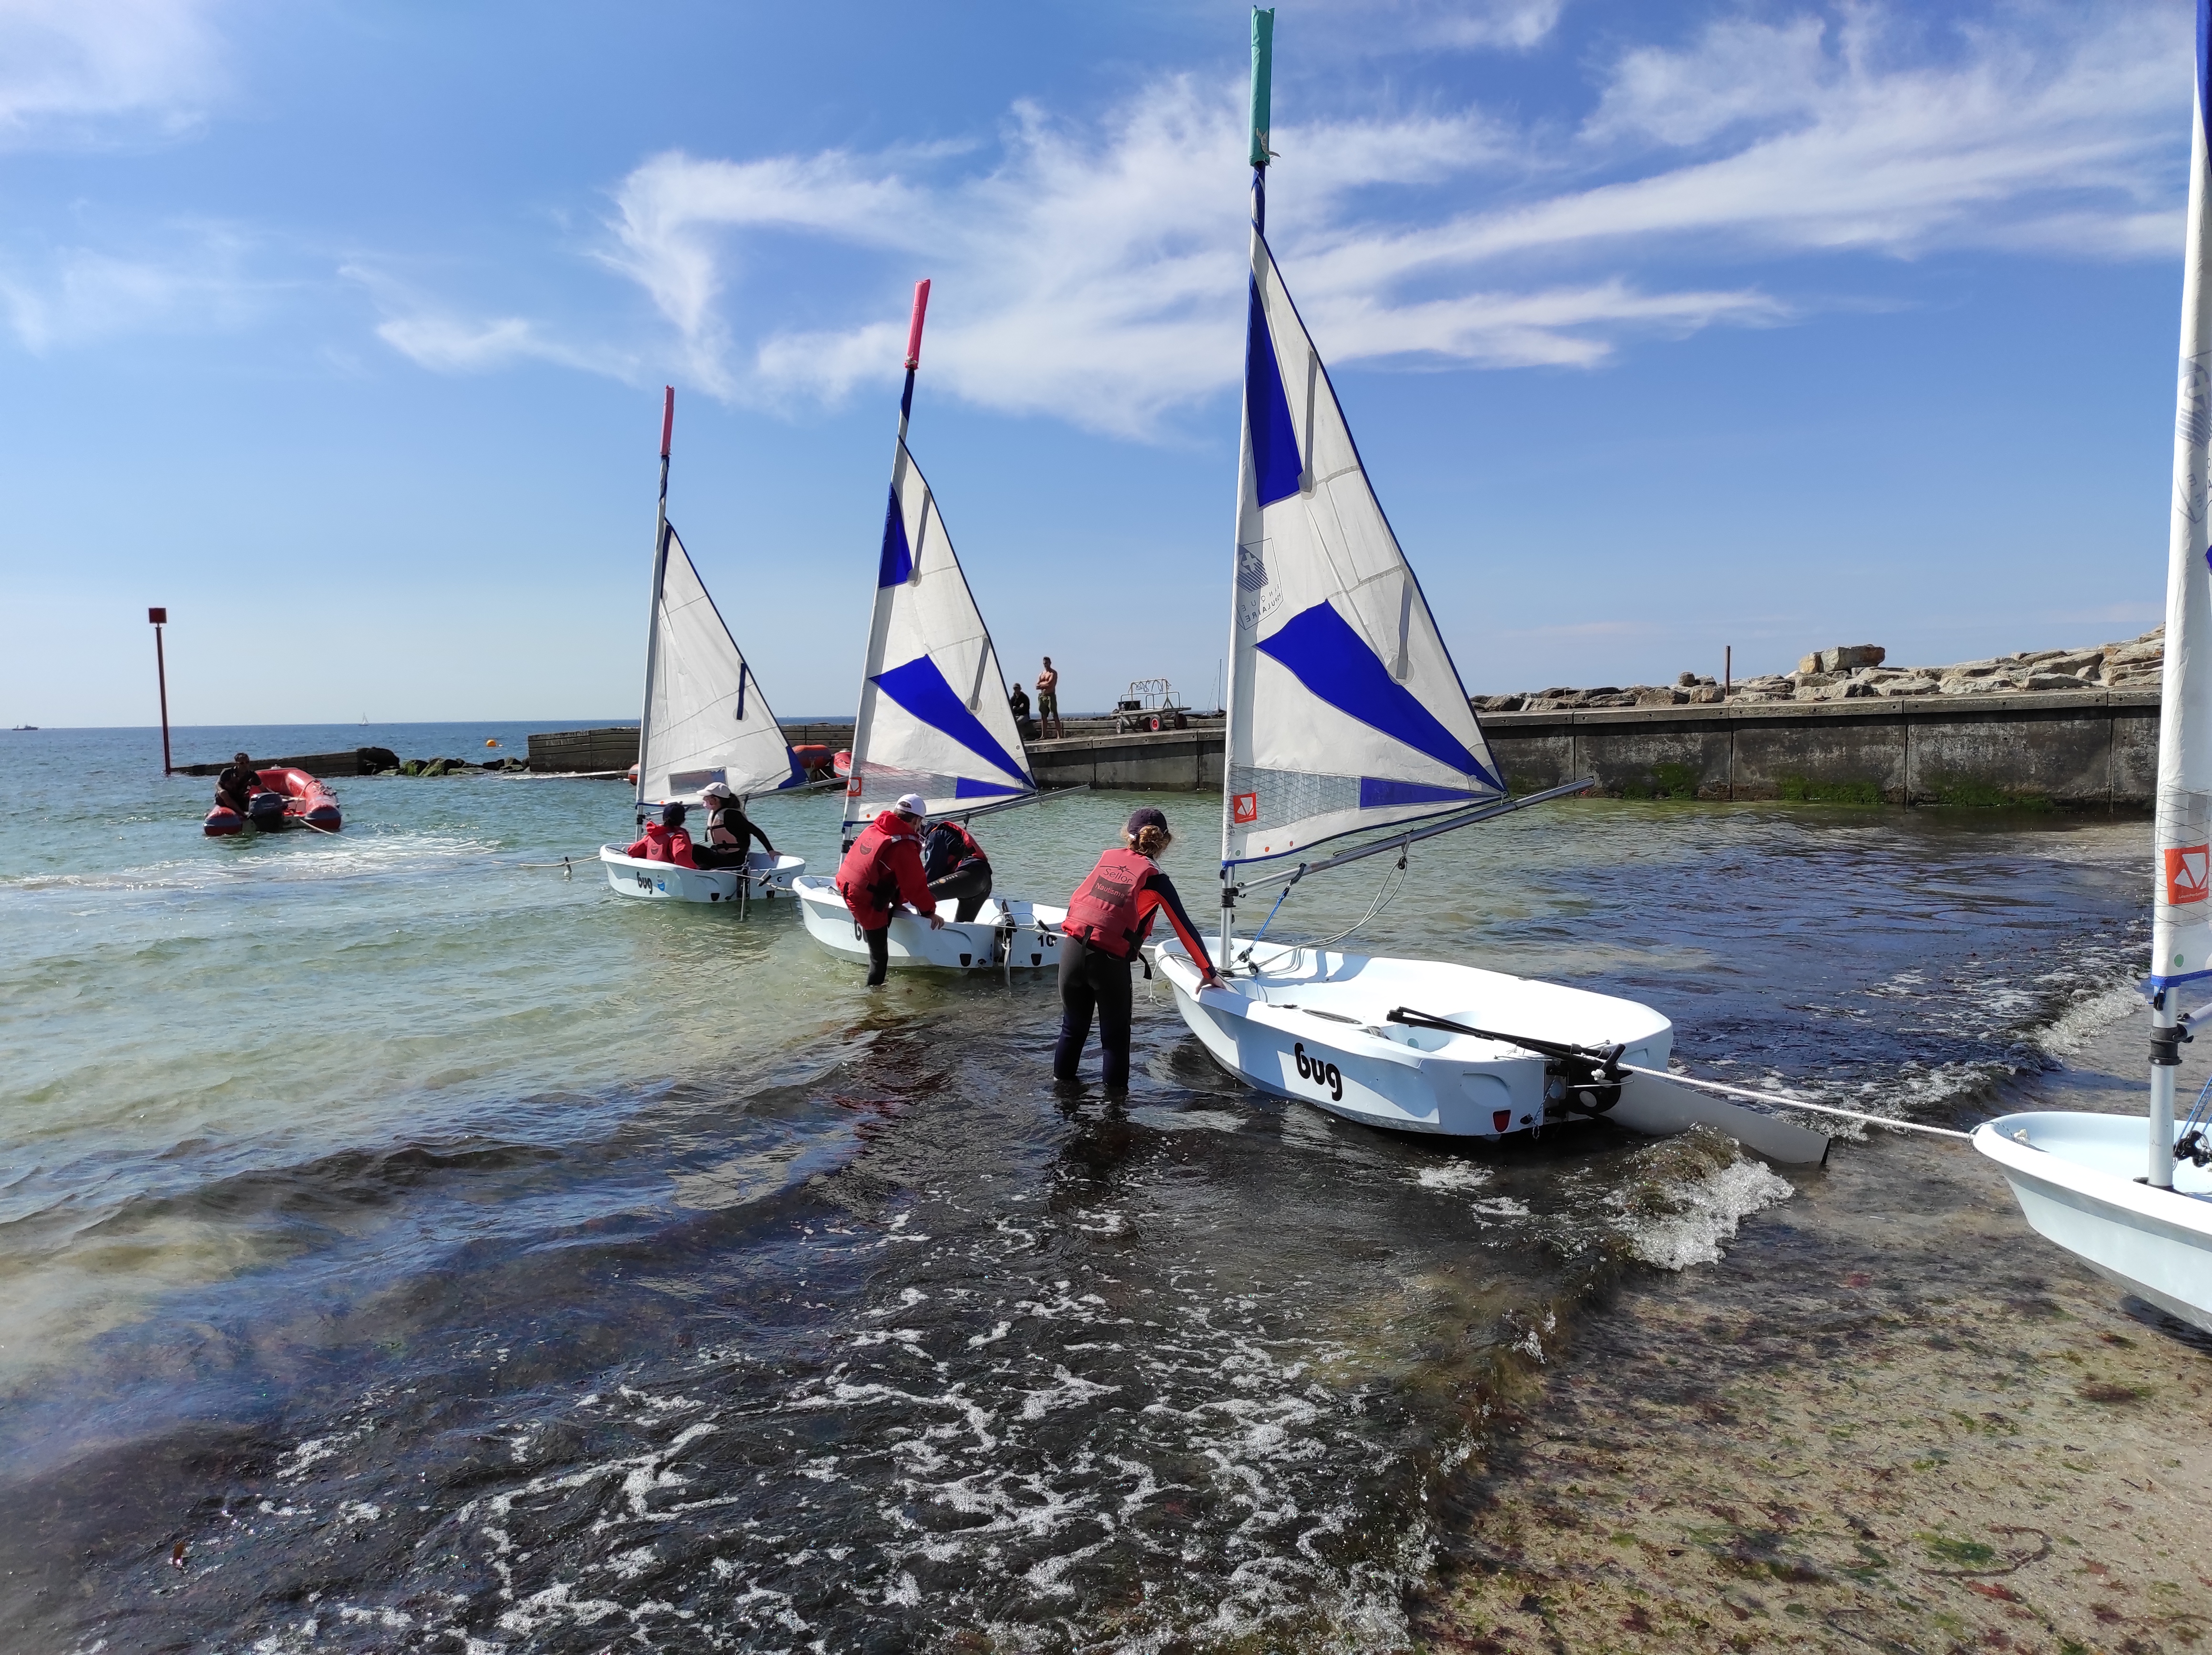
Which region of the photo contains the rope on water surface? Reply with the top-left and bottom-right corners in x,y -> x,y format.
1614,1062 -> 1972,1140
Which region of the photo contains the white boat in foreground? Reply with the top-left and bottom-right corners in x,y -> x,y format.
1969,9 -> 2212,1333
1149,20 -> 1827,1165
608,388 -> 808,907
600,846 -> 805,905
794,876 -> 1066,973
1975,1113 -> 2212,1334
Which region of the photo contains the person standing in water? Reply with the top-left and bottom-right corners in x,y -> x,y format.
1035,656 -> 1063,740
1055,807 -> 1219,1089
836,792 -> 945,986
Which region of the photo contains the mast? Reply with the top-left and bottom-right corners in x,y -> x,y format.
846,279 -> 932,848
635,387 -> 675,811
1221,8 -> 1275,964
2147,3 -> 2212,1188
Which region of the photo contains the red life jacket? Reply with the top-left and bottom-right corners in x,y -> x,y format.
627,823 -> 698,868
1064,848 -> 1158,959
923,820 -> 986,881
836,811 -> 933,928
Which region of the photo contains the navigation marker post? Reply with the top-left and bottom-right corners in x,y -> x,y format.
149,607 -> 172,776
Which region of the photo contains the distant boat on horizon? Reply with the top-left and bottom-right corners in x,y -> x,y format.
10,725 -> 35,731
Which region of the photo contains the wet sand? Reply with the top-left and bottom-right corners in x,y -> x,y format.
1421,1005 -> 2212,1654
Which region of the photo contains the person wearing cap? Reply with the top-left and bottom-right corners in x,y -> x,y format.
625,801 -> 700,868
835,793 -> 945,986
215,751 -> 261,815
1054,807 -> 1220,1089
692,782 -> 775,870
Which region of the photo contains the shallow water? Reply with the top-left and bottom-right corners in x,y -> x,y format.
0,724 -> 2156,1651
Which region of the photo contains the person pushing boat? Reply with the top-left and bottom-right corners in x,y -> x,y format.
1054,807 -> 1219,1089
922,817 -> 993,922
692,781 -> 775,871
626,801 -> 700,868
836,793 -> 945,986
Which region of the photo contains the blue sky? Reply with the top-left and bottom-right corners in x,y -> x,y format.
0,0 -> 2194,727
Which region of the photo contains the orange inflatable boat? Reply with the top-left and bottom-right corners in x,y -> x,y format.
203,768 -> 343,836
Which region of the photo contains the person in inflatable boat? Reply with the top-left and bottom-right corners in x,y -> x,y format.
835,792 -> 945,987
692,781 -> 775,870
1054,807 -> 1220,1090
626,801 -> 699,868
215,752 -> 261,815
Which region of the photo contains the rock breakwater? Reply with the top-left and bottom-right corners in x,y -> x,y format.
1476,628 -> 2164,713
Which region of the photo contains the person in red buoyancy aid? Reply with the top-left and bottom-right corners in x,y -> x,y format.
835,793 -> 945,986
1055,807 -> 1219,1089
922,817 -> 992,922
626,801 -> 700,868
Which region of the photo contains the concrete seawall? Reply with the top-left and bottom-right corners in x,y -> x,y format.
1020,691 -> 2158,807
530,691 -> 2158,807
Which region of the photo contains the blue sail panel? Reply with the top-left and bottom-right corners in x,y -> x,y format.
954,777 -> 1025,799
1245,279 -> 1302,508
871,654 -> 1034,787
1257,601 -> 1503,791
1358,777 -> 1485,810
879,484 -> 913,587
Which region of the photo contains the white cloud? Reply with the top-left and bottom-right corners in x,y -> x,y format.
0,230 -> 255,350
0,0 -> 225,149
343,264 -> 635,378
365,2 -> 2184,437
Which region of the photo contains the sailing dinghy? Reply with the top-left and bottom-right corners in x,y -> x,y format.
793,282 -> 1070,972
600,388 -> 808,906
1971,5 -> 2212,1332
1150,12 -> 1825,1164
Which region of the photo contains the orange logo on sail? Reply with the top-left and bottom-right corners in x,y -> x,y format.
2166,844 -> 2210,905
1232,792 -> 1259,824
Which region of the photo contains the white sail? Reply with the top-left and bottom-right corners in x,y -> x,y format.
640,524 -> 799,800
1224,234 -> 1504,866
845,440 -> 1034,824
2153,50 -> 2212,992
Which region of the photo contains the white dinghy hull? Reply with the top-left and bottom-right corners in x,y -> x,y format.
792,874 -> 1066,973
600,846 -> 805,905
1974,1113 -> 2212,1334
1154,942 -> 1674,1139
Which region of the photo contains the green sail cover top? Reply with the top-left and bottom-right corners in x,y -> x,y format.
1249,9 -> 1273,169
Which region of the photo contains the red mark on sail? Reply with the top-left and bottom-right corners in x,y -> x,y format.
2166,844 -> 2210,905
1232,792 -> 1258,824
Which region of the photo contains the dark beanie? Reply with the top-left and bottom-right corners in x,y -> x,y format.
1125,806 -> 1168,837
661,801 -> 687,827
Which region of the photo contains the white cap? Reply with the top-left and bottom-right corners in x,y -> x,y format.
699,780 -> 732,799
895,793 -> 927,817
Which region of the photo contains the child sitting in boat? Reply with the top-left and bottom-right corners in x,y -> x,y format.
626,802 -> 699,868
692,782 -> 775,870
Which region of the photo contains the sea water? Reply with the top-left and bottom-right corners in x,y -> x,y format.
0,723 -> 2154,1652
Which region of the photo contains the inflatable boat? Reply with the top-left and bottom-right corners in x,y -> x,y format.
204,768 -> 342,836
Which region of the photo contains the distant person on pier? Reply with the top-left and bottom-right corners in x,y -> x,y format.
692,781 -> 775,870
1035,656 -> 1063,740
835,792 -> 944,986
1054,807 -> 1219,1090
215,752 -> 262,814
922,816 -> 993,922
626,801 -> 699,868
1008,681 -> 1034,740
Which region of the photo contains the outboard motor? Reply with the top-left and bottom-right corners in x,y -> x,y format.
248,790 -> 287,829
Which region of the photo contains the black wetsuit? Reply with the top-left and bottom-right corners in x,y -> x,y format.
1052,863 -> 1213,1090
693,802 -> 774,869
215,763 -> 260,813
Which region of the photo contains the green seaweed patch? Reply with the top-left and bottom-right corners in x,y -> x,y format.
1927,777 -> 2053,811
1918,1533 -> 1997,1568
1776,775 -> 1885,806
2075,1377 -> 2148,1404
1649,761 -> 1701,799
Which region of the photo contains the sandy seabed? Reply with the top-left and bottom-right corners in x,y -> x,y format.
1419,1005 -> 2212,1655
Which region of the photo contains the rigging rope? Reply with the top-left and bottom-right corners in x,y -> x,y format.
1235,851 -> 1408,974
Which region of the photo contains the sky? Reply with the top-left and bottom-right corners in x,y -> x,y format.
0,0 -> 2197,728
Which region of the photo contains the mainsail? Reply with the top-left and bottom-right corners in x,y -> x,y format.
844,439 -> 1034,826
1224,232 -> 1503,866
2151,16 -> 2212,994
639,523 -> 801,800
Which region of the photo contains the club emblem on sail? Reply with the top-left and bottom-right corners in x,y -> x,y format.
2166,844 -> 2210,905
1236,544 -> 1270,592
1233,792 -> 1259,824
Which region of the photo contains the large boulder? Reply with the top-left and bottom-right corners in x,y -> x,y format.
1797,644 -> 1886,674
